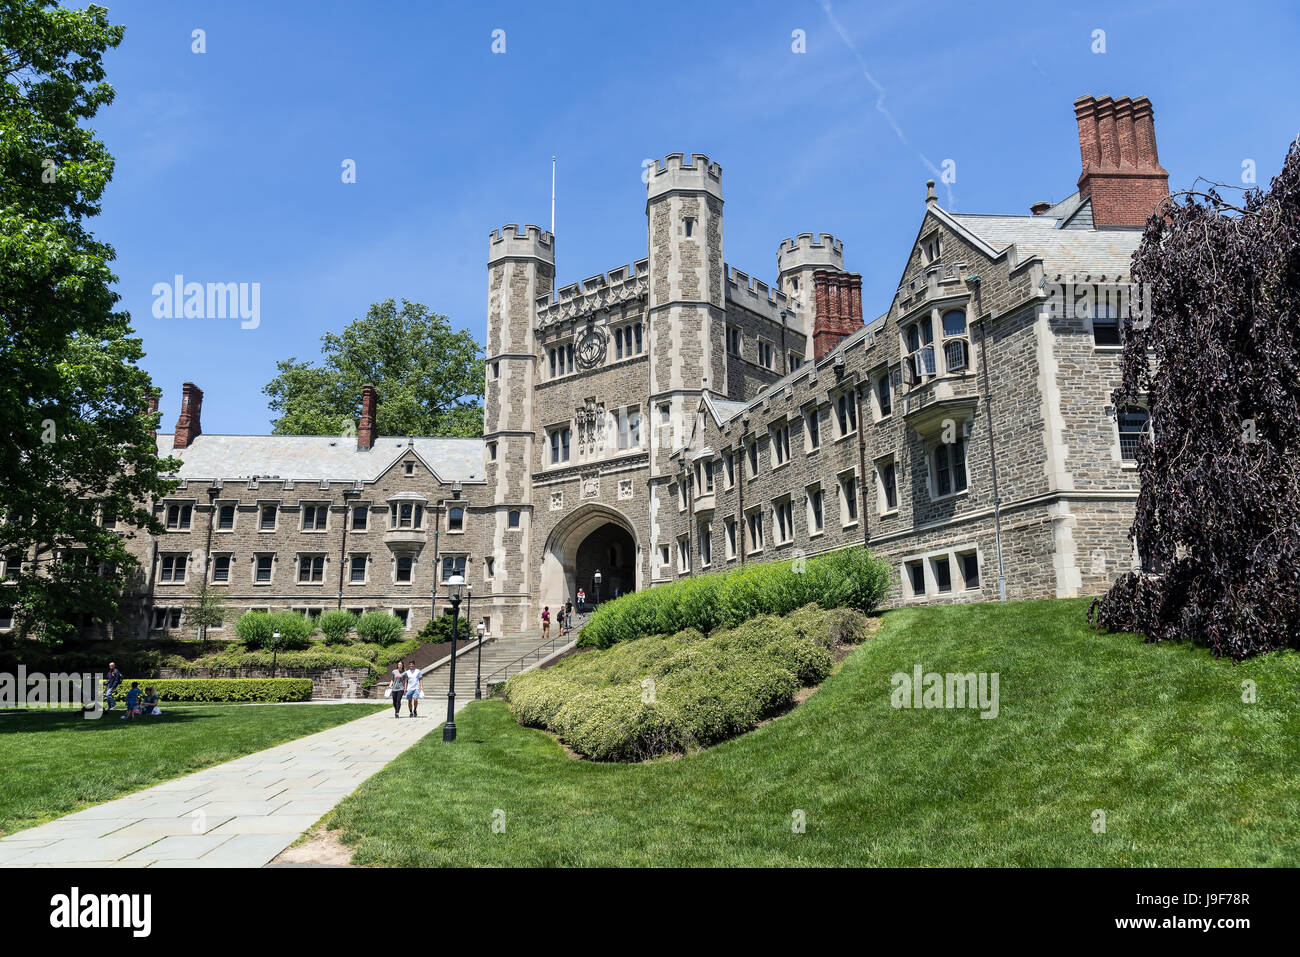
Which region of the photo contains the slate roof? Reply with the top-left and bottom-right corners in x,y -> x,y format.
155,434 -> 485,484
947,198 -> 1141,276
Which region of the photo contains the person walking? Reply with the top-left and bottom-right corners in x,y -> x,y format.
404,662 -> 422,717
565,600 -> 574,634
576,588 -> 586,613
540,606 -> 551,640
104,661 -> 123,711
389,660 -> 406,717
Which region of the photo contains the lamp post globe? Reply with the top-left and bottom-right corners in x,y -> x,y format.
443,574 -> 466,742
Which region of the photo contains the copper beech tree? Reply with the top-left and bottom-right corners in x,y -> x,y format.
1091,141 -> 1300,660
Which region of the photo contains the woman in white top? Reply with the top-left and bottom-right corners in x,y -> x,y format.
390,661 -> 406,717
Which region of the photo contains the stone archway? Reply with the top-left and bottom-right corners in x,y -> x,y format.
540,504 -> 640,611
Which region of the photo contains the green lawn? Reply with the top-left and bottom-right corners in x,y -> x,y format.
325,597 -> 1300,866
0,702 -> 384,836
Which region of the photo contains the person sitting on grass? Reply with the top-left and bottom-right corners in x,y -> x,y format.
142,687 -> 161,716
121,682 -> 142,721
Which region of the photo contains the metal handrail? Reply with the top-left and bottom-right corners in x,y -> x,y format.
484,618 -> 588,685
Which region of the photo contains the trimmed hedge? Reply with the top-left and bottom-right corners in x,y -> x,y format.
578,546 -> 889,649
505,604 -> 867,761
122,678 -> 312,702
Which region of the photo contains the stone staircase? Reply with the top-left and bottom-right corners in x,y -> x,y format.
413,613 -> 591,706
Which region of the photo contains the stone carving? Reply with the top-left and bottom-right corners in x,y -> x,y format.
618,478 -> 633,501
550,490 -> 564,511
582,474 -> 600,499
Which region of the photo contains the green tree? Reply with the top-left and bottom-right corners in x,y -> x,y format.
0,1 -> 178,644
264,298 -> 484,437
185,583 -> 227,641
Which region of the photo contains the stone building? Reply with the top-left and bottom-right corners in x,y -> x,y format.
5,94 -> 1161,640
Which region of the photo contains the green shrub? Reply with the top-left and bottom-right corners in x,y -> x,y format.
418,613 -> 471,644
319,610 -> 358,645
356,611 -> 405,646
235,610 -> 315,650
506,604 -> 867,760
234,611 -> 275,648
578,546 -> 888,648
124,678 -> 312,702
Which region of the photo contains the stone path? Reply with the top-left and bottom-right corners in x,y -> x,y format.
0,702 -> 460,868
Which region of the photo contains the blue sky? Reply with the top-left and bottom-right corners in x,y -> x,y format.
86,0 -> 1300,434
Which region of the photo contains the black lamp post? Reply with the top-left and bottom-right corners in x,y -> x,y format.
474,620 -> 486,699
593,568 -> 602,608
443,573 -> 465,742
270,630 -> 280,678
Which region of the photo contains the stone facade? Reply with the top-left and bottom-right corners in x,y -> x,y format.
19,94 -> 1167,641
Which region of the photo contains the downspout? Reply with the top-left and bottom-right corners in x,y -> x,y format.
854,382 -> 870,550
970,275 -> 1007,601
200,483 -> 219,639
337,488 -> 358,610
737,414 -> 748,564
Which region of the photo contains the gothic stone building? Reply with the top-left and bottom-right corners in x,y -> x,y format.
33,94 -> 1162,640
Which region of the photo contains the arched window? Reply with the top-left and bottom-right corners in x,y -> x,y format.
448,507 -> 464,531
1117,407 -> 1150,461
941,309 -> 969,372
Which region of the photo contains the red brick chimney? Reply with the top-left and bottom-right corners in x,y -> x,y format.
1074,95 -> 1169,228
812,270 -> 864,362
358,384 -> 378,451
172,382 -> 203,450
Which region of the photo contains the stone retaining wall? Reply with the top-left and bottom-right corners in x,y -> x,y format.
158,665 -> 374,700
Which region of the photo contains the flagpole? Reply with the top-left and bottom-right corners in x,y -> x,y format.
551,155 -> 556,235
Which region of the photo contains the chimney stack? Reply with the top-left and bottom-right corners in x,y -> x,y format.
811,270 -> 864,362
1074,95 -> 1169,228
172,382 -> 203,450
358,384 -> 378,451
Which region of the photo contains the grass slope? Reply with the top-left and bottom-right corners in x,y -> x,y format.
0,703 -> 384,836
325,598 -> 1300,866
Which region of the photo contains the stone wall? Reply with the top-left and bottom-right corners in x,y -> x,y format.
158,664 -> 375,699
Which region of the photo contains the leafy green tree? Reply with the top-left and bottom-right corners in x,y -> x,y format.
0,1 -> 178,644
264,298 -> 484,437
184,583 -> 227,641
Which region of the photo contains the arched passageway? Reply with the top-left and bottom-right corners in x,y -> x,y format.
539,504 -> 640,611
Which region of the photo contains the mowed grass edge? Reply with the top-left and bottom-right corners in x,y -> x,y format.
0,702 -> 386,836
324,597 -> 1300,866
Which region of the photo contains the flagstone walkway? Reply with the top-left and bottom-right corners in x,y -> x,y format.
0,702 -> 461,868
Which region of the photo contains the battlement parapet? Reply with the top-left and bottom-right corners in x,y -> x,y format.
536,258 -> 650,328
646,153 -> 723,202
488,223 -> 555,265
725,263 -> 801,324
777,232 -> 844,274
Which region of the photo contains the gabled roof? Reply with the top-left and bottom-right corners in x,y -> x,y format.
155,434 -> 485,484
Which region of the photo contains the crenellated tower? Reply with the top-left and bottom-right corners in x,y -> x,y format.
777,233 -> 845,361
484,223 -> 554,632
645,153 -> 724,475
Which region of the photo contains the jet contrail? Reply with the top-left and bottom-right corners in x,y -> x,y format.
817,0 -> 955,207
